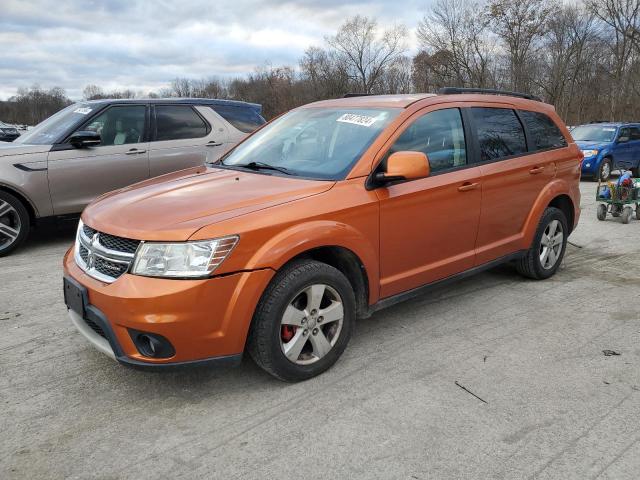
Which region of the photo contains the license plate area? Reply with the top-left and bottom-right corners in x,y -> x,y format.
64,277 -> 85,318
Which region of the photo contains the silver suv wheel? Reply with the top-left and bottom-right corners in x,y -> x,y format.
280,284 -> 344,365
0,198 -> 22,251
539,219 -> 564,270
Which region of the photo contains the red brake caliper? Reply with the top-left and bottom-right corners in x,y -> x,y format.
281,325 -> 296,342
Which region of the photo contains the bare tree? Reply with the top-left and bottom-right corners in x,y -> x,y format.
487,0 -> 551,92
417,0 -> 495,88
588,0 -> 640,117
170,77 -> 193,97
326,16 -> 407,93
300,46 -> 351,99
83,84 -> 105,100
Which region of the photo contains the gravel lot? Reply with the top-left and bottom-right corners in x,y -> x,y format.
1,180 -> 639,480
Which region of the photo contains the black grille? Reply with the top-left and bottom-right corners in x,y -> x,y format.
98,233 -> 140,254
94,257 -> 129,277
79,245 -> 89,263
83,317 -> 106,339
83,224 -> 96,237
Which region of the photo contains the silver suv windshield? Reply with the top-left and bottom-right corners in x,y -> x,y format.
220,107 -> 399,180
15,103 -> 97,145
571,125 -> 618,143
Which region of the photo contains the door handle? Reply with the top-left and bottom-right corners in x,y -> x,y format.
126,148 -> 146,155
458,182 -> 479,192
206,141 -> 223,147
529,166 -> 545,174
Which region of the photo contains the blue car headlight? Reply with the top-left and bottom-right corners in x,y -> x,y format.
581,149 -> 599,158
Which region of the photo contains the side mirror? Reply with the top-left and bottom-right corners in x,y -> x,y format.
618,135 -> 630,143
376,151 -> 430,184
69,131 -> 101,148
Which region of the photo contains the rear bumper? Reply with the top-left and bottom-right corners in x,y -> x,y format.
63,247 -> 274,367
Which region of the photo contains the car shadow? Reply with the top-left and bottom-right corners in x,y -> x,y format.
77,261 -> 526,396
21,219 -> 78,253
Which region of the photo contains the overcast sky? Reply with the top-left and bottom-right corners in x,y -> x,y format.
0,0 -> 428,101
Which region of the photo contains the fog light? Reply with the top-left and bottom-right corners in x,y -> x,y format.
585,163 -> 591,167
129,330 -> 175,358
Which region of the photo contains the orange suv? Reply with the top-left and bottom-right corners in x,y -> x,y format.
63,88 -> 581,381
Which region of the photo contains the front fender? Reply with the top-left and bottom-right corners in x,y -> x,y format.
245,220 -> 380,304
520,178 -> 579,249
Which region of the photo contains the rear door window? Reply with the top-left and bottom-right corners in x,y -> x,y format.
211,105 -> 266,133
155,105 -> 209,141
629,127 -> 640,140
519,110 -> 567,150
471,107 -> 527,161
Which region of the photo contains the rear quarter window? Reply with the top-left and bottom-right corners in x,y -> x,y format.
211,105 -> 266,133
519,110 -> 567,150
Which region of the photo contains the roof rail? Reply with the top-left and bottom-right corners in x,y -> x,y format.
343,93 -> 374,98
438,87 -> 542,102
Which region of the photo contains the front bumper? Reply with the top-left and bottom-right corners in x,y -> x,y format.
580,157 -> 599,176
63,248 -> 274,367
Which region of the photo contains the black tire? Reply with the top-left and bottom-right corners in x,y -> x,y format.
636,204 -> 640,221
516,207 -> 568,280
247,259 -> 356,382
611,205 -> 622,217
597,203 -> 607,221
598,158 -> 612,182
0,191 -> 30,257
621,207 -> 633,224
631,167 -> 639,178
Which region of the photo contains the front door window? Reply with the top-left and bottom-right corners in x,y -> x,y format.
79,105 -> 146,146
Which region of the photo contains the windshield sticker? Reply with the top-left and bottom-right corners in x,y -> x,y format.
603,128 -> 616,131
73,107 -> 92,115
337,113 -> 377,127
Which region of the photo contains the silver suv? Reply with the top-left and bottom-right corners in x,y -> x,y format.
0,98 -> 265,255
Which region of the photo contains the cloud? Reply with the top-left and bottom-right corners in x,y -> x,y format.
0,0 -> 427,100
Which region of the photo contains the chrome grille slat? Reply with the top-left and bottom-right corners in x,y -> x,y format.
75,222 -> 140,283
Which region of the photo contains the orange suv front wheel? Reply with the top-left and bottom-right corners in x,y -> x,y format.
247,259 -> 356,382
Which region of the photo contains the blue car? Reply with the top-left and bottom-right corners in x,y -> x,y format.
572,123 -> 640,181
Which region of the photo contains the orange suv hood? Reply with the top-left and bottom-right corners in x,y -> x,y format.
82,166 -> 334,241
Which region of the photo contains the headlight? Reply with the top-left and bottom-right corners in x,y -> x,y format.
132,236 -> 239,278
581,149 -> 598,158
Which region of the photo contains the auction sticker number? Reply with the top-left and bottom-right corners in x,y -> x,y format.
74,107 -> 93,115
337,113 -> 377,127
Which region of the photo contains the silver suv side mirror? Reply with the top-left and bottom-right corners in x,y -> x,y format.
69,131 -> 101,148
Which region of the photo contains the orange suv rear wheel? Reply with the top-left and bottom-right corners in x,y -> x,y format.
517,207 -> 568,280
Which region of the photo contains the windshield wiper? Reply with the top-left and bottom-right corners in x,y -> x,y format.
229,161 -> 292,175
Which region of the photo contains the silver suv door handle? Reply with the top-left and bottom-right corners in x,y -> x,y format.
126,148 -> 146,155
206,141 -> 222,147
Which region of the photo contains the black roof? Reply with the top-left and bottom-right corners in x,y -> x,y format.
83,97 -> 262,112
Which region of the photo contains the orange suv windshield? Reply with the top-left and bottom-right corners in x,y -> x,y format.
220,107 -> 399,180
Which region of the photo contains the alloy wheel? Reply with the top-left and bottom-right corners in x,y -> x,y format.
539,219 -> 564,270
0,199 -> 21,251
280,284 -> 344,365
